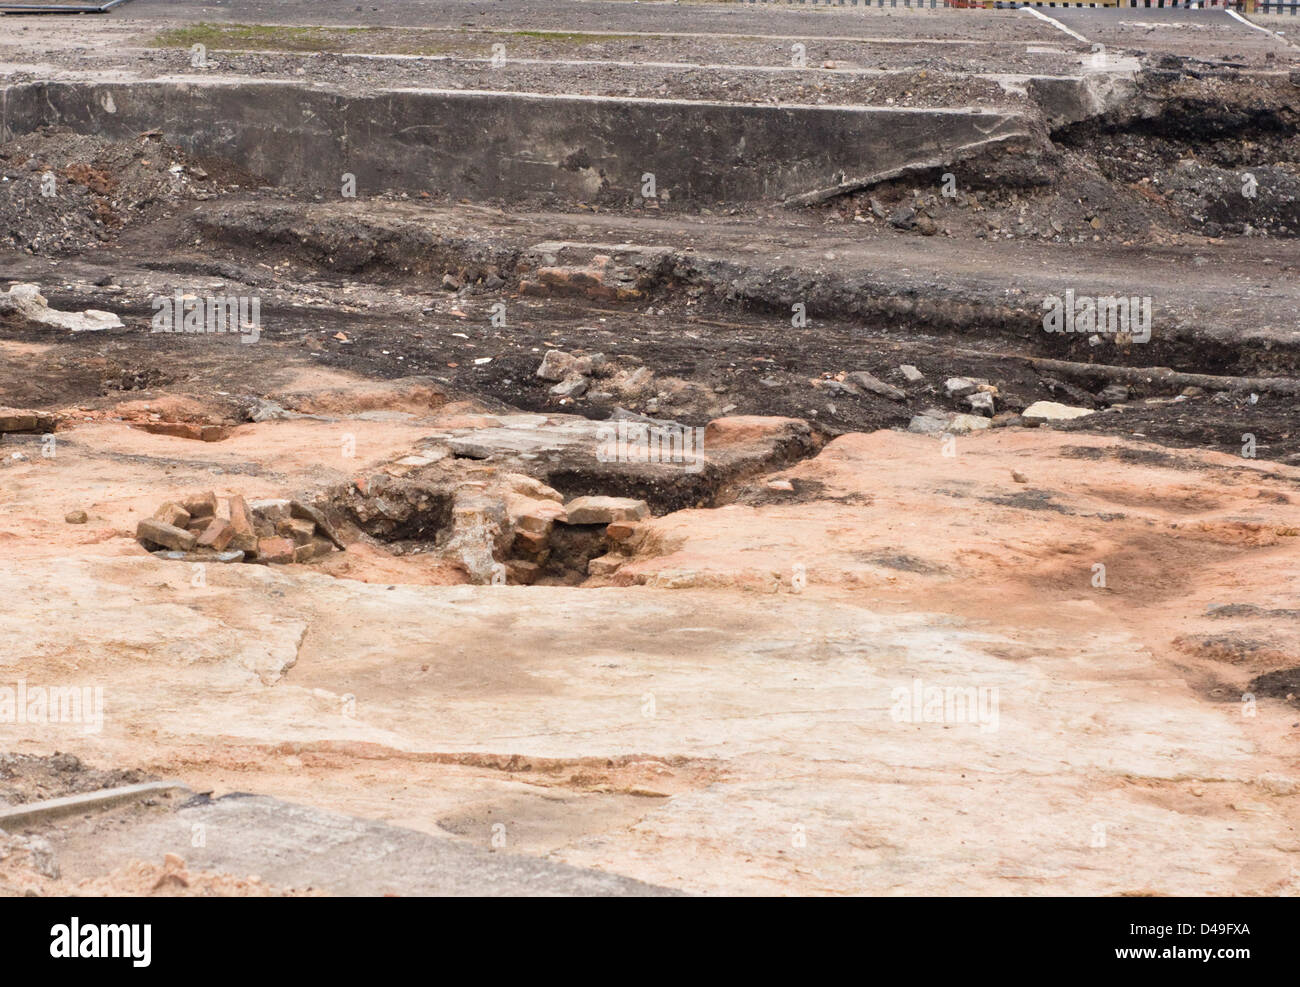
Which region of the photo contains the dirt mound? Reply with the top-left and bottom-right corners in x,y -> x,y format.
0,128 -> 255,256
0,752 -> 151,807
818,75 -> 1300,244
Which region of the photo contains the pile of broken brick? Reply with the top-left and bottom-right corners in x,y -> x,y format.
136,492 -> 345,565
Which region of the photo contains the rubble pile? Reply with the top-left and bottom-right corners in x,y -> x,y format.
0,129 -> 223,255
135,492 -> 345,565
338,466 -> 651,585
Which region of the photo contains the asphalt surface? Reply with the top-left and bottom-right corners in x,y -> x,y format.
91,0 -> 1299,59
104,0 -> 1064,40
56,793 -> 684,896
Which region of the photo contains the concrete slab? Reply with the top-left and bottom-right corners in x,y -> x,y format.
49,792 -> 683,895
0,79 -> 1034,205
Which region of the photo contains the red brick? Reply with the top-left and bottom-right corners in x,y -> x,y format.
505,560 -> 541,585
137,518 -> 196,552
153,502 -> 191,528
255,537 -> 295,564
226,495 -> 257,552
195,517 -> 234,551
606,521 -> 638,542
131,422 -> 232,442
277,518 -> 316,546
512,529 -> 549,557
181,491 -> 217,518
293,538 -> 334,562
703,415 -> 806,451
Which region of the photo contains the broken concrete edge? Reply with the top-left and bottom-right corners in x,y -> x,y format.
924,346 -> 1300,398
681,254 -> 1300,376
781,130 -> 1036,207
0,781 -> 191,831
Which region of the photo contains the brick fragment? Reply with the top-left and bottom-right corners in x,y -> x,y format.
153,502 -> 192,528
226,495 -> 257,552
293,537 -> 334,562
181,491 -> 217,518
289,500 -> 345,550
277,517 -> 316,546
137,518 -> 196,552
606,521 -> 638,542
195,517 -> 234,551
255,537 -> 295,564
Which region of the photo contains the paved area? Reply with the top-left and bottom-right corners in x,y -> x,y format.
46,793 -> 682,895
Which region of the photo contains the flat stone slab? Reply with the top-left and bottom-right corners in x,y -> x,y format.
562,496 -> 650,525
1023,400 -> 1095,421
59,793 -> 682,897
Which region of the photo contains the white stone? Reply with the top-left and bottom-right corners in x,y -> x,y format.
1023,401 -> 1095,421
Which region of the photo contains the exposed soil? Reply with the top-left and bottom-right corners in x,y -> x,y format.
0,752 -> 152,806
0,129 -> 262,256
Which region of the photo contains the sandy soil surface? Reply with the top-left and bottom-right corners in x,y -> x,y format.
1,402 -> 1298,894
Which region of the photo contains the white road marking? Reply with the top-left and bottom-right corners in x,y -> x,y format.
1227,7 -> 1298,48
1019,6 -> 1090,45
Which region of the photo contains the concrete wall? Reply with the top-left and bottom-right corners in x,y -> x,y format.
0,79 -> 1030,205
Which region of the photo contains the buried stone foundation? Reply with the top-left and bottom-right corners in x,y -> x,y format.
327,473 -> 653,586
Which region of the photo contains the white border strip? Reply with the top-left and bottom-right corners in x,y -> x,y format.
1227,7 -> 1297,48
1020,6 -> 1090,45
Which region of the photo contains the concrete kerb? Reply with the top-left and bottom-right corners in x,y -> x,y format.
0,781 -> 191,830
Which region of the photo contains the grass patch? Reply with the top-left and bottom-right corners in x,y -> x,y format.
506,31 -> 647,44
151,24 -> 360,54
148,23 -> 462,57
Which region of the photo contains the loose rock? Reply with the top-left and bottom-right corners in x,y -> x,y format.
845,371 -> 906,402
1022,401 -> 1096,422
965,391 -> 996,417
550,375 -> 589,398
562,496 -> 650,525
137,518 -> 197,552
